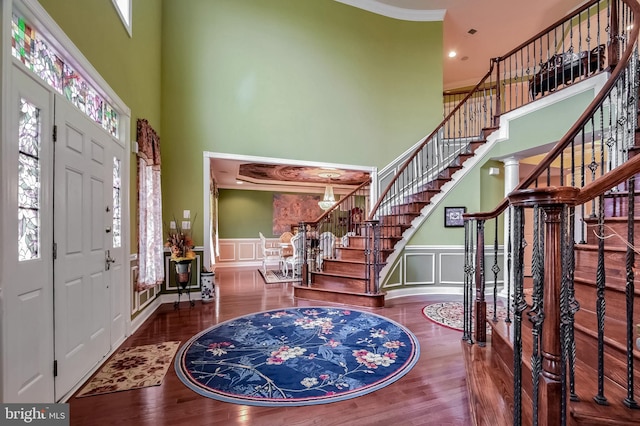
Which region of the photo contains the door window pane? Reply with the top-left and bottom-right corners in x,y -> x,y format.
113,157 -> 122,248
18,98 -> 41,261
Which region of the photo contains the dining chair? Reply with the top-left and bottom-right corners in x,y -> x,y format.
279,231 -> 294,257
259,232 -> 283,274
283,232 -> 304,278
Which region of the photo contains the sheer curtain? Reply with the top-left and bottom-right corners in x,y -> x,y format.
136,119 -> 164,291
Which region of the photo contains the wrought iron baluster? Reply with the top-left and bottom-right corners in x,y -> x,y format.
559,205 -> 572,424
529,206 -> 544,426
567,204 -> 580,402
475,219 -> 487,346
624,175 -> 639,409
464,219 -> 476,344
512,205 -> 526,426
492,217 -> 500,322
594,194 -> 609,405
506,206 -> 513,323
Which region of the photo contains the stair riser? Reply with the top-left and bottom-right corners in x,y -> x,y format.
379,225 -> 407,236
573,328 -> 640,396
380,214 -> 418,226
582,219 -> 640,245
438,166 -> 462,179
406,192 -> 436,203
603,196 -> 640,218
346,237 -> 398,250
574,280 -> 640,325
334,250 -> 392,263
320,261 -> 366,276
390,203 -> 426,214
418,178 -> 450,192
574,249 -> 633,286
311,276 -> 368,292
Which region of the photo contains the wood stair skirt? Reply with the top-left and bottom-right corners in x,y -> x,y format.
295,131 -> 493,308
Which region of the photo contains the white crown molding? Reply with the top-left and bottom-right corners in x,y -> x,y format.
334,0 -> 445,21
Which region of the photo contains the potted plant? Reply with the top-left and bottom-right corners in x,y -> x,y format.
166,216 -> 197,307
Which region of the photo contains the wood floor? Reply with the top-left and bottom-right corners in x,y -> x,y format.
68,268 -> 474,426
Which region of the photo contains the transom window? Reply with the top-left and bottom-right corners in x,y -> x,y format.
11,14 -> 119,138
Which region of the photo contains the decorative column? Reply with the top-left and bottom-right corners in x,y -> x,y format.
499,157 -> 520,301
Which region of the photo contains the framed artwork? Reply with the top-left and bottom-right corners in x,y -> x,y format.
444,206 -> 466,227
272,194 -> 322,235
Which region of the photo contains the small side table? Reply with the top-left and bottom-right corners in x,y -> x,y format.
173,259 -> 195,308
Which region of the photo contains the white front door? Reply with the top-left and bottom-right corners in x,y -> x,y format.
53,95 -> 113,399
3,68 -> 55,403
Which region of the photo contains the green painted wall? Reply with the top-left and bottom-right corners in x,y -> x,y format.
218,189 -> 274,239
161,0 -> 443,245
39,0 -> 163,251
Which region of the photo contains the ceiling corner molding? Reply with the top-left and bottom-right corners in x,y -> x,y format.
334,0 -> 445,22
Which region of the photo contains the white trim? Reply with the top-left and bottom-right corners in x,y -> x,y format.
385,286 -> 464,299
110,0 -> 132,37
334,0 -> 445,21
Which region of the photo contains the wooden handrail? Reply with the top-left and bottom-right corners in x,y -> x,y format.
576,153 -> 640,205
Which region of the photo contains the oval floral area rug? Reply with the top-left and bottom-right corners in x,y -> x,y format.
175,307 -> 420,406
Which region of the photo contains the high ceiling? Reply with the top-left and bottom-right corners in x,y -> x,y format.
375,0 -> 586,89
213,0 -> 587,192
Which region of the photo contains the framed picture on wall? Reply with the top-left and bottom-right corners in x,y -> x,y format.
444,206 -> 466,227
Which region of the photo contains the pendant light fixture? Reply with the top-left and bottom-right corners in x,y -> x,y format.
318,171 -> 340,211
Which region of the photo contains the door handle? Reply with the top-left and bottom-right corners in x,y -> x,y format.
105,250 -> 116,270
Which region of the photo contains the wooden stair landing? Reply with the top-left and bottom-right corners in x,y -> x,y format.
292,283 -> 385,308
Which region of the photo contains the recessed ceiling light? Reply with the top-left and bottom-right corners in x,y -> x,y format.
461,56 -> 469,61
236,180 -> 243,184
448,51 -> 457,58
468,28 -> 477,35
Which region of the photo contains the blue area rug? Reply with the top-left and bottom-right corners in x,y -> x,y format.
175,307 -> 420,406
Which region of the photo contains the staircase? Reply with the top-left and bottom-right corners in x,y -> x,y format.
293,133 -> 494,307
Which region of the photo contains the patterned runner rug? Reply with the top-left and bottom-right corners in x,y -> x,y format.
258,268 -> 301,283
422,301 -> 508,332
175,307 -> 420,406
76,341 -> 180,397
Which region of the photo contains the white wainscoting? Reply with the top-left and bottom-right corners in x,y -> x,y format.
383,245 -> 505,299
216,238 -> 282,268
